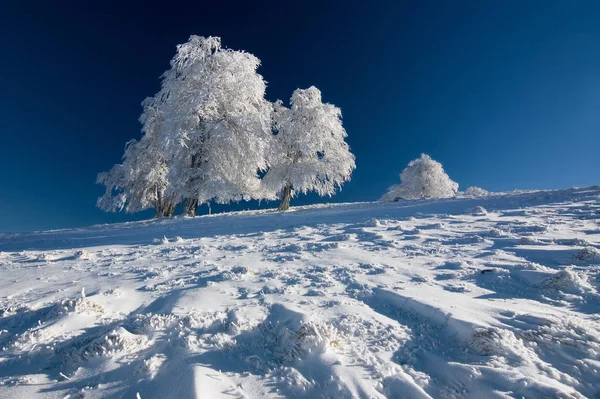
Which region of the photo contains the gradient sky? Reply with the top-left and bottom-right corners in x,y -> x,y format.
1,1 -> 599,232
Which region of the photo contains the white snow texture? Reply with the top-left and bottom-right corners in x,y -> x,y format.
0,186 -> 599,398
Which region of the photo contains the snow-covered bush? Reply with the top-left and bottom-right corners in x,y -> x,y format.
381,154 -> 458,201
464,186 -> 489,196
262,87 -> 355,211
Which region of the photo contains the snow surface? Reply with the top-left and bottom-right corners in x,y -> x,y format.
0,186 -> 599,398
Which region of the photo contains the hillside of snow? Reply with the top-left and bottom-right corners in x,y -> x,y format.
0,187 -> 599,398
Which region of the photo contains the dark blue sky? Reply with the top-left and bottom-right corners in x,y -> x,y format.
1,1 -> 599,232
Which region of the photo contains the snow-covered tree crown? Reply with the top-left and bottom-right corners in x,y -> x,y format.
262,86 -> 356,200
381,154 -> 458,201
97,35 -> 274,214
160,35 -> 272,205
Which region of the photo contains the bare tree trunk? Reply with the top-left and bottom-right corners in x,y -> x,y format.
184,198 -> 199,217
156,201 -> 170,218
165,202 -> 177,217
155,187 -> 164,218
155,192 -> 177,218
154,188 -> 177,218
278,183 -> 292,211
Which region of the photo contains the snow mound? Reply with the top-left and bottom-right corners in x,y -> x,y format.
471,205 -> 488,216
296,321 -> 342,352
364,218 -> 383,227
74,249 -> 91,260
53,297 -> 105,315
519,316 -> 600,351
131,311 -> 234,335
574,246 -> 600,262
36,253 -> 51,262
8,329 -> 46,353
153,236 -> 170,245
488,228 -> 505,237
250,320 -> 341,368
139,353 -> 167,379
0,303 -> 32,318
78,327 -> 149,360
541,268 -> 594,294
334,313 -> 408,353
235,305 -> 343,371
519,236 -> 541,245
464,186 -> 489,197
271,366 -> 314,395
469,327 -> 529,358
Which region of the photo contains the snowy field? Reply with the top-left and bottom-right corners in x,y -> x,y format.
0,187 -> 599,399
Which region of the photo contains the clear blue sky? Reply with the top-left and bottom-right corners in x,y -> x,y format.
1,1 -> 599,232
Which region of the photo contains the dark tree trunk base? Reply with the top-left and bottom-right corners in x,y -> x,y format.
184,198 -> 199,217
278,184 -> 292,211
155,193 -> 177,218
165,205 -> 176,217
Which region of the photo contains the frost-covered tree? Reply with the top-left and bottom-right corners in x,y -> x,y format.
96,139 -> 176,217
97,36 -> 272,218
262,87 -> 356,211
160,36 -> 272,216
381,154 -> 458,201
97,95 -> 176,217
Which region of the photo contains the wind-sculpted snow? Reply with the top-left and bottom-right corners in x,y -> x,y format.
0,186 -> 599,398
